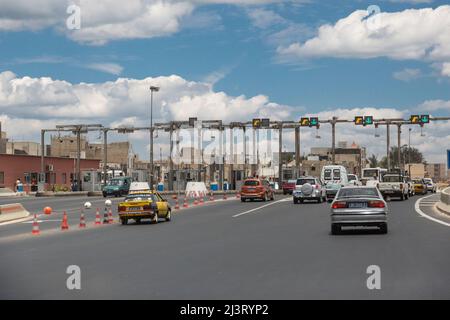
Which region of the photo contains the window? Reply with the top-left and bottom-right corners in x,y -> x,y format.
324,169 -> 332,180
333,169 -> 341,180
0,171 -> 4,185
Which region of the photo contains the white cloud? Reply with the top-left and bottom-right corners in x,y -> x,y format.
393,68 -> 422,82
1,70 -> 448,163
86,63 -> 124,75
246,7 -> 286,29
277,5 -> 450,69
0,0 -> 305,45
441,62 -> 450,77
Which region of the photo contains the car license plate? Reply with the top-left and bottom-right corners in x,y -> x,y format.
247,188 -> 255,192
348,202 -> 366,209
384,190 -> 394,194
128,207 -> 142,211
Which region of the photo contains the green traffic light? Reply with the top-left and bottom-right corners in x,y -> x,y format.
420,115 -> 430,124
364,116 -> 373,125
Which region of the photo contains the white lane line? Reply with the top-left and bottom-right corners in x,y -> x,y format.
232,197 -> 290,218
415,195 -> 450,227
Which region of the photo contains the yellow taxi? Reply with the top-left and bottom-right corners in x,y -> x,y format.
118,183 -> 171,225
412,179 -> 427,195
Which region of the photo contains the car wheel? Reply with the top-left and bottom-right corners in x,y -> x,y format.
299,199 -> 304,204
241,198 -> 246,202
331,224 -> 340,235
135,218 -> 141,224
293,198 -> 298,204
121,219 -> 127,225
400,194 -> 405,201
103,193 -> 107,198
318,196 -> 323,203
379,223 -> 388,234
165,210 -> 172,222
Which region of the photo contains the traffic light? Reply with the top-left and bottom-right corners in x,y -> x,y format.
364,116 -> 373,126
410,115 -> 420,124
420,114 -> 430,124
355,116 -> 364,125
309,117 -> 319,128
261,118 -> 270,128
252,118 -> 262,129
300,117 -> 310,127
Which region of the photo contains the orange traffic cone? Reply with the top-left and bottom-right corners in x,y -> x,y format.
175,197 -> 180,210
108,208 -> 114,224
79,211 -> 86,228
199,194 -> 204,205
210,192 -> 214,202
193,196 -> 198,206
236,192 -> 241,199
183,197 -> 189,208
32,214 -> 40,235
95,208 -> 101,225
223,193 -> 227,200
61,212 -> 69,230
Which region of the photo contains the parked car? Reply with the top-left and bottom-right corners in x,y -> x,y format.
293,177 -> 326,204
240,178 -> 274,202
423,178 -> 437,193
282,179 -> 297,195
330,186 -> 388,235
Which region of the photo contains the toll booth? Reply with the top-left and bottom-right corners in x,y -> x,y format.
81,170 -> 102,192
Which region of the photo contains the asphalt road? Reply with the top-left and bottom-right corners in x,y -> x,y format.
0,193 -> 449,299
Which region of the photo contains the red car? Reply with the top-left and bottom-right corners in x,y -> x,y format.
282,179 -> 296,195
240,178 -> 275,202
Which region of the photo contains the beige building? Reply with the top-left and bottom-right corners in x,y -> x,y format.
50,136 -> 88,158
407,163 -> 426,179
426,163 -> 448,182
6,141 -> 41,156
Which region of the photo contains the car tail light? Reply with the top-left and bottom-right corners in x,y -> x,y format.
314,184 -> 319,189
368,200 -> 385,208
118,206 -> 126,212
332,201 -> 347,209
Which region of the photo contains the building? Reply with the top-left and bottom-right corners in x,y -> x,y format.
426,163 -> 448,182
6,141 -> 41,156
0,154 -> 100,192
407,163 -> 426,179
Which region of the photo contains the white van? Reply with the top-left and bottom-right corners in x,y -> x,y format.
321,165 -> 349,202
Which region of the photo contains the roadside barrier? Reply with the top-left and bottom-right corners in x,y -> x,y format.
108,208 -> 114,224
32,214 -> 40,235
0,203 -> 30,223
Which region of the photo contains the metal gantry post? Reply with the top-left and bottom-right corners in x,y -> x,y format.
397,123 -> 402,172
243,126 -> 247,179
295,126 -> 300,177
76,127 -> 81,191
40,129 -> 45,182
229,127 -> 234,190
219,125 -> 224,190
278,123 -> 283,187
386,121 -> 391,171
331,117 -> 337,164
103,129 -> 108,188
169,122 -> 174,191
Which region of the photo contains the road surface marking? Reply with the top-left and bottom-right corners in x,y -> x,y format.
415,195 -> 450,228
232,197 -> 290,218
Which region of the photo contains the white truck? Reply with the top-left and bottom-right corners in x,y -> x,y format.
361,167 -> 387,187
377,173 -> 410,201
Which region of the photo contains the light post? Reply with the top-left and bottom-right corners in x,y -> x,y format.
149,86 -> 160,190
408,128 -> 412,176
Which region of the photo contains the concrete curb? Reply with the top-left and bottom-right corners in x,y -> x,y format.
436,202 -> 450,216
0,203 -> 31,223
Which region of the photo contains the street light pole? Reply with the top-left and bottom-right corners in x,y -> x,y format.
149,86 -> 160,190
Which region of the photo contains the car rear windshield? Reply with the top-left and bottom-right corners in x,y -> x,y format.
382,175 -> 402,183
244,180 -> 260,186
348,175 -> 356,181
109,179 -> 123,186
125,194 -> 157,202
297,179 -> 315,185
324,169 -> 332,180
333,169 -> 341,180
337,188 -> 379,198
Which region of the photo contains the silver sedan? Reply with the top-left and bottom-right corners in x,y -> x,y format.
330,186 -> 388,235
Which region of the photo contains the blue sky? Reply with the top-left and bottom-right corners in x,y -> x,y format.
0,0 -> 449,162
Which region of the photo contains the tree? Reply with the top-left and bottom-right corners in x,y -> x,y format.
368,154 -> 378,168
379,146 -> 425,169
